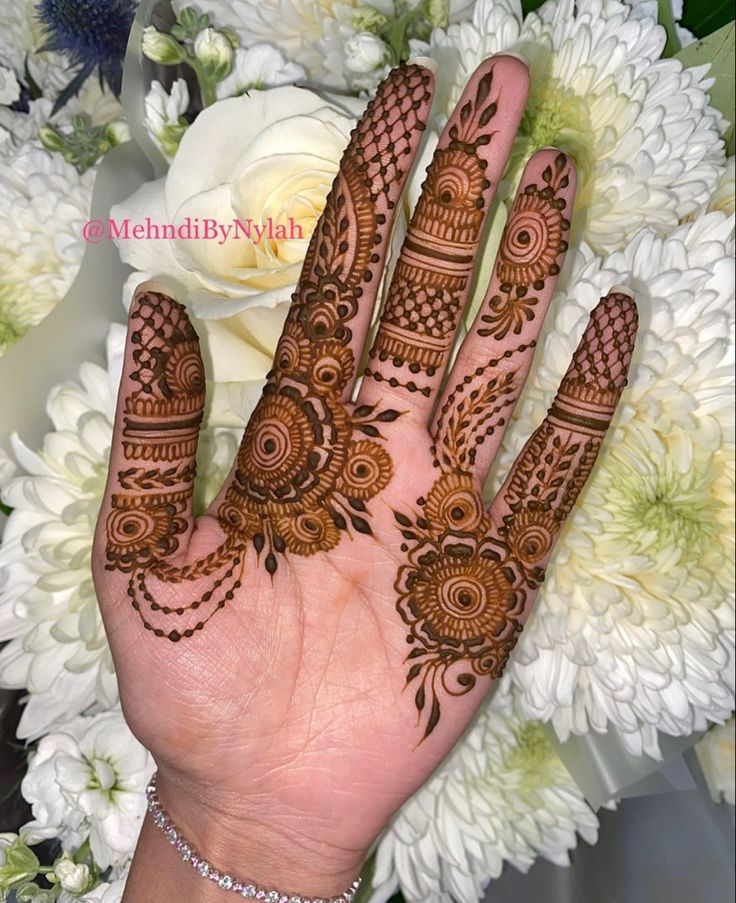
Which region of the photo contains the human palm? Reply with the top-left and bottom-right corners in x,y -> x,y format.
92,55 -> 637,896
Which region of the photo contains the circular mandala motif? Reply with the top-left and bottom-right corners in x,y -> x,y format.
164,341 -> 205,399
309,340 -> 354,392
497,191 -> 563,287
275,320 -> 309,376
275,508 -> 340,556
233,389 -> 349,513
424,472 -> 487,535
399,544 -> 513,646
106,504 -> 181,562
338,440 -> 392,500
505,509 -> 558,563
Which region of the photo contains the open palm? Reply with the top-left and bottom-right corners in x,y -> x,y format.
92,55 -> 637,898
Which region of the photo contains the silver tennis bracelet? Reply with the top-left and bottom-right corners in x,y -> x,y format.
146,772 -> 362,903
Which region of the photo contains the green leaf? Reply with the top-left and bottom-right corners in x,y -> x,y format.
0,502 -> 12,516
681,0 -> 735,39
675,22 -> 735,154
658,0 -> 682,56
521,0 -> 546,14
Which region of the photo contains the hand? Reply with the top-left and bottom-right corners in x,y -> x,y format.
92,55 -> 637,901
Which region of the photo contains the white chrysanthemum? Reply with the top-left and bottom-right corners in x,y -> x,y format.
696,715 -> 735,806
491,213 -> 735,758
424,0 -> 726,253
217,44 -> 306,99
0,2 -> 69,96
0,78 -> 124,151
0,325 -> 240,738
21,710 -> 153,870
0,145 -> 95,356
709,156 -> 735,217
370,705 -> 598,903
0,64 -> 20,104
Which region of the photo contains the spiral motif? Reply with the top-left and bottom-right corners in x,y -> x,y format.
234,390 -> 348,511
338,440 -> 392,500
309,341 -> 354,392
505,510 -> 558,564
275,509 -> 340,555
424,473 -> 487,534
425,148 -> 485,211
107,507 -> 165,548
397,544 -> 512,645
164,341 -> 205,398
275,323 -> 308,375
497,191 -> 563,287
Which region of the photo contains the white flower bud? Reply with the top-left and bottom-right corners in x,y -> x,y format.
105,119 -> 132,146
141,26 -> 185,65
193,27 -> 234,72
343,33 -> 391,74
54,852 -> 94,895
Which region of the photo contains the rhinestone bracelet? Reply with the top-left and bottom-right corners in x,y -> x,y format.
146,772 -> 361,903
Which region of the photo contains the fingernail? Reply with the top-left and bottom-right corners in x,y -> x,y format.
407,55 -> 438,75
133,279 -> 177,301
609,284 -> 636,299
496,50 -> 529,66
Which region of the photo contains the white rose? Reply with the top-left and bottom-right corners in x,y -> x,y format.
55,851 -> 94,895
193,27 -> 234,71
344,32 -> 391,74
112,87 -> 365,389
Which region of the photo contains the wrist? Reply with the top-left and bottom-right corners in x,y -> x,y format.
129,767 -> 365,901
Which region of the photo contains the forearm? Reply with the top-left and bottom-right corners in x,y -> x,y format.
124,770 -> 364,902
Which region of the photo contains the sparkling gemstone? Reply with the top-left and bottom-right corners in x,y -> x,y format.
289,897 -> 302,903
198,860 -> 210,877
242,888 -> 256,899
181,845 -> 192,862
166,827 -> 178,843
219,876 -> 234,890
154,812 -> 167,828
265,892 -> 280,903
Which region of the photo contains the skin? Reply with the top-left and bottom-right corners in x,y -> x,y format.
92,55 -> 638,901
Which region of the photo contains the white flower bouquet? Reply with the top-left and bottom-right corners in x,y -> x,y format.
0,0 -> 733,901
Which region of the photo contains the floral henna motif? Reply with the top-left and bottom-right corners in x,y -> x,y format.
366,67 -> 500,391
479,153 -> 571,341
395,294 -> 637,739
105,291 -> 204,574
106,64 -> 433,638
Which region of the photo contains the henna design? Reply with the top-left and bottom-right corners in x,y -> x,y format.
479,153 -> 570,341
368,68 -> 499,381
105,64 -> 433,639
395,292 -> 637,739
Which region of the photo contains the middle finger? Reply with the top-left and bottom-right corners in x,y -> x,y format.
357,54 -> 530,420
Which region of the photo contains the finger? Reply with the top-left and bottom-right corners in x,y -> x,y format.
358,54 -> 530,419
96,284 -> 205,576
272,61 -> 435,400
486,290 -> 638,628
431,149 -> 576,483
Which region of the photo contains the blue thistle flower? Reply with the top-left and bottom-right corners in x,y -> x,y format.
37,0 -> 137,112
